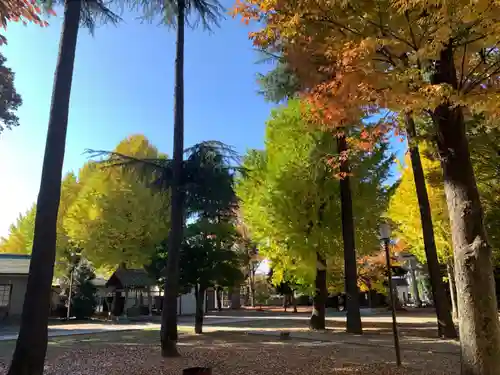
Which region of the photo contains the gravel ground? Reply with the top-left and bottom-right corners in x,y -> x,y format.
0,330 -> 459,375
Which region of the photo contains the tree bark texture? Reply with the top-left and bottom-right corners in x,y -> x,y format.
432,44 -> 500,375
310,252 -> 327,330
161,0 -> 185,358
216,287 -> 222,311
8,1 -> 81,374
291,293 -> 298,313
447,261 -> 458,321
337,135 -> 363,334
404,114 -> 457,338
194,286 -> 205,334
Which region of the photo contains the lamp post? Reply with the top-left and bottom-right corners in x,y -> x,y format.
379,222 -> 402,367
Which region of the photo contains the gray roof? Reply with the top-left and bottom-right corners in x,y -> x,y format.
0,254 -> 30,275
90,277 -> 107,288
106,267 -> 155,288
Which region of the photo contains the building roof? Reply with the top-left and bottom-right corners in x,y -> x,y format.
91,277 -> 107,288
0,254 -> 30,275
106,267 -> 155,289
392,276 -> 409,286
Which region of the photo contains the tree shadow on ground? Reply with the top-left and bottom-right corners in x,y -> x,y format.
0,330 -> 459,375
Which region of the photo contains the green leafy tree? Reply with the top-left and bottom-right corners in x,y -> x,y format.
149,220 -> 243,334
9,1 -> 122,373
257,57 -> 301,103
468,125 -> 500,256
180,220 -> 243,334
90,140 -> 239,221
256,57 -> 367,334
234,219 -> 262,307
91,139 -> 238,353
62,256 -> 97,320
0,52 -> 22,133
236,100 -> 392,330
260,55 -> 455,337
269,267 -> 300,312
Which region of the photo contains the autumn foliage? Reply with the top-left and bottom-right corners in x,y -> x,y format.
234,0 -> 500,372
0,0 -> 52,44
233,0 -> 500,125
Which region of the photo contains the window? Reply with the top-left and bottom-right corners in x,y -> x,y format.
0,285 -> 12,307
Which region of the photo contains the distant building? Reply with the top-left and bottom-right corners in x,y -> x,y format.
105,264 -> 200,318
0,254 -> 30,319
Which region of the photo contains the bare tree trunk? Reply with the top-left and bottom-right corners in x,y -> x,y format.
194,285 -> 205,334
432,43 -> 500,375
161,0 -> 185,358
216,287 -> 222,311
283,295 -> 287,312
292,293 -> 297,313
404,114 -> 457,338
447,261 -> 458,321
310,252 -> 326,330
8,2 -> 82,374
337,135 -> 362,334
204,289 -> 209,314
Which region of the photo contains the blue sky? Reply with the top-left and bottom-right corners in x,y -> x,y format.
0,3 -> 406,238
0,3 -> 276,237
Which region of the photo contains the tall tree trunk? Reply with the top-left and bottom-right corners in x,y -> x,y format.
283,295 -> 287,312
431,43 -> 500,375
447,260 -> 458,321
204,289 -> 209,314
310,252 -> 327,330
404,114 -> 457,338
337,135 -> 362,334
8,2 -> 81,374
291,292 -> 297,313
216,287 -> 222,311
161,0 -> 185,358
194,285 -> 205,334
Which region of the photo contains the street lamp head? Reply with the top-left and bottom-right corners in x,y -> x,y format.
379,222 -> 391,240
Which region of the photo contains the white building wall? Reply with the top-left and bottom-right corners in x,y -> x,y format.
0,275 -> 28,316
150,286 -> 197,316
178,288 -> 197,315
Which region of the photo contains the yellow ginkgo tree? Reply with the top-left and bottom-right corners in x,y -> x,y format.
65,135 -> 169,271
388,144 -> 458,317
